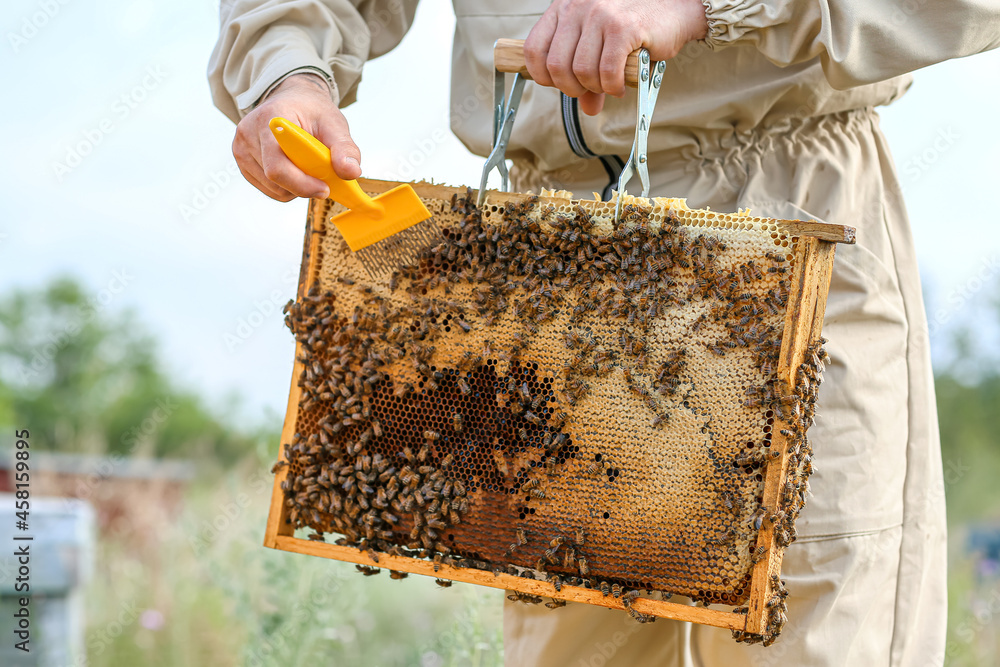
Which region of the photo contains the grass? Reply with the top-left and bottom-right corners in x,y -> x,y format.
83,455 -> 504,667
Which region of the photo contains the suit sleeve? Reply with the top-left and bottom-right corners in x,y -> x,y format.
701,0 -> 1000,89
208,0 -> 419,122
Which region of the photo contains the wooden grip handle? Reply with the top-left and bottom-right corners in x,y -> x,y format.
494,38 -> 643,88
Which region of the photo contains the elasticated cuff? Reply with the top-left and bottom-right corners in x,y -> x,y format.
235,54 -> 338,118
256,66 -> 338,107
701,0 -> 767,50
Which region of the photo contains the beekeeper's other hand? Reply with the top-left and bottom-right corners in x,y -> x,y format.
523,0 -> 708,116
233,73 -> 361,202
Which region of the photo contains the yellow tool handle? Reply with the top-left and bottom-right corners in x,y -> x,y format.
268,117 -> 383,218
494,38 -> 644,88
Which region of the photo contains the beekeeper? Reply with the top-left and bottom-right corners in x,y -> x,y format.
209,1 -> 999,664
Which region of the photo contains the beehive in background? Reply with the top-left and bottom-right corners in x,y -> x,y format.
264,179 -> 853,644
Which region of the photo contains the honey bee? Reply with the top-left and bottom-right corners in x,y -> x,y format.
519,382 -> 532,403
355,565 -> 380,576
452,413 -> 464,433
423,430 -> 440,441
750,545 -> 767,564
529,488 -> 547,499
611,583 -> 622,598
457,378 -> 472,396
545,598 -> 566,609
389,570 -> 408,580
492,449 -> 509,477
802,455 -> 814,475
523,479 -> 539,490
578,558 -> 589,576
435,578 -> 453,588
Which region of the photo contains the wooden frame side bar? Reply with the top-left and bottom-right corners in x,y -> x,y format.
264,200 -> 328,547
744,236 -> 837,634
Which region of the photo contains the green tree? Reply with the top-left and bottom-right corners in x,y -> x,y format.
0,276 -> 269,462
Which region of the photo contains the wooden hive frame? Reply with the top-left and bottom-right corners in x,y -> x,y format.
264,179 -> 853,638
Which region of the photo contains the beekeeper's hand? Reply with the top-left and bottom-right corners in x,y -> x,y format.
523,0 -> 708,116
233,73 -> 361,202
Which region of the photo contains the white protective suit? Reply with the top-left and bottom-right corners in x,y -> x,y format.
209,2 -> 1000,664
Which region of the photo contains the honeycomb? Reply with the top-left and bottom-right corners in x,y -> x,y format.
275,184 -> 828,640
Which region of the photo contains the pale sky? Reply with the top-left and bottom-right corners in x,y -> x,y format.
2,0 -> 998,420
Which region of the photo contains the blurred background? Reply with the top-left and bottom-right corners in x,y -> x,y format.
1,0 -> 998,664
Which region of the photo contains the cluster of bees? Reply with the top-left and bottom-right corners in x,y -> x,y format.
279,290 -> 475,562
275,188 -> 827,639
729,337 -> 828,646
729,574 -> 789,646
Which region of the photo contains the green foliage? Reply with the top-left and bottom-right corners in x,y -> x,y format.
0,276 -> 269,462
934,279 -> 1000,523
84,455 -> 504,667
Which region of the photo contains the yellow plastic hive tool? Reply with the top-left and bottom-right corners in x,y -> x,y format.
269,117 -> 435,277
